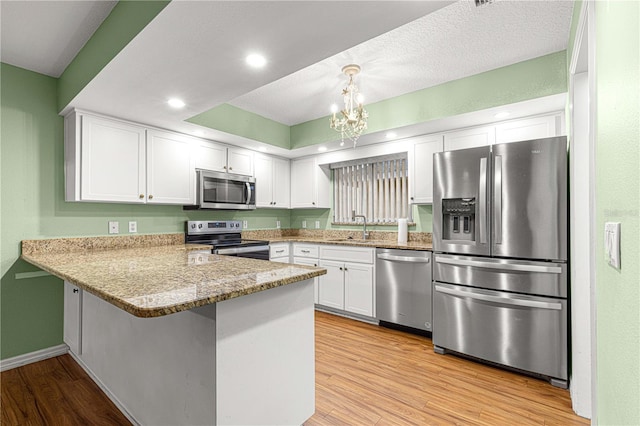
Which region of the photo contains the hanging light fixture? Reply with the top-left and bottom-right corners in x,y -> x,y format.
329,64 -> 368,148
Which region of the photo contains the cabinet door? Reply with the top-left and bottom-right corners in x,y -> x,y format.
290,157 -> 315,208
344,263 -> 374,317
272,157 -> 291,208
146,130 -> 195,205
195,140 -> 227,173
254,155 -> 274,207
64,281 -> 82,355
495,115 -> 559,144
293,257 -> 319,304
80,114 -> 146,203
411,135 -> 444,204
228,148 -> 254,176
444,125 -> 495,151
318,260 -> 344,310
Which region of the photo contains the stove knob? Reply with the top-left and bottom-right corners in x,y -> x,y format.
198,224 -> 203,229
191,224 -> 196,229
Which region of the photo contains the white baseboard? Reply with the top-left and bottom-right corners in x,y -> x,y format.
68,351 -> 140,426
0,344 -> 69,372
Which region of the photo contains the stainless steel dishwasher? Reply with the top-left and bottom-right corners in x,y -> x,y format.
376,249 -> 432,332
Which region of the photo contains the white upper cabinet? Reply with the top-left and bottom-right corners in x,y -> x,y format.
146,129 -> 195,205
195,142 -> 254,176
444,125 -> 495,151
495,115 -> 560,144
410,135 -> 444,204
227,148 -> 254,176
195,140 -> 227,173
255,154 -> 290,208
290,157 -> 330,208
76,113 -> 146,203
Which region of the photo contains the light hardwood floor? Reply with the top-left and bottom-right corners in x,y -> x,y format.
1,311 -> 588,425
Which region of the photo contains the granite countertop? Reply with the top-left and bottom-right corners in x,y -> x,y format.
21,235 -> 326,318
266,236 -> 433,251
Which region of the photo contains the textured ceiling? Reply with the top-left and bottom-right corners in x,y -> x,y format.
0,0 -> 117,77
229,0 -> 574,125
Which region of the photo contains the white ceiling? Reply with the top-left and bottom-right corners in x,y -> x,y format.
0,0 -> 117,77
0,0 -> 574,157
230,0 -> 574,126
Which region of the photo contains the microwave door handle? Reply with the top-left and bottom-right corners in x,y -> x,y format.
478,157 -> 487,244
494,155 -> 502,244
245,182 -> 252,205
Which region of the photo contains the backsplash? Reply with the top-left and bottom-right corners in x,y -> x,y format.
243,229 -> 432,243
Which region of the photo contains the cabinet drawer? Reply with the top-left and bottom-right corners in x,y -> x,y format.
270,243 -> 290,258
293,244 -> 319,258
320,246 -> 374,264
270,256 -> 290,264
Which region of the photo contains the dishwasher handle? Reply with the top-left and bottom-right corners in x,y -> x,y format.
377,253 -> 430,263
434,284 -> 562,310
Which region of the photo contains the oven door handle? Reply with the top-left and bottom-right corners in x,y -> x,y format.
434,284 -> 563,310
215,245 -> 269,255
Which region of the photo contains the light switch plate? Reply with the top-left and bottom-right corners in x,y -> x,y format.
315,220 -> 321,229
302,220 -> 307,229
108,221 -> 119,234
129,221 -> 137,233
276,220 -> 281,229
604,222 -> 621,269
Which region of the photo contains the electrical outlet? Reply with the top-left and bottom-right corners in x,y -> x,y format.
108,221 -> 119,234
129,221 -> 137,233
302,220 -> 307,229
243,220 -> 248,229
276,220 -> 281,229
315,220 -> 321,229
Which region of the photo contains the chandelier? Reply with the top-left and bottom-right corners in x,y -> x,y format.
329,64 -> 368,148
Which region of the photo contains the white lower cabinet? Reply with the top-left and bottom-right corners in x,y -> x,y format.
318,246 -> 375,318
269,242 -> 291,263
292,243 -> 320,304
63,281 -> 82,355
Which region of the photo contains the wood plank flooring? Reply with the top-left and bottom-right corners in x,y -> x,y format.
1,311 -> 589,425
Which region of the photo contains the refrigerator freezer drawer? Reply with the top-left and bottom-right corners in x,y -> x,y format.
433,254 -> 567,298
433,283 -> 567,380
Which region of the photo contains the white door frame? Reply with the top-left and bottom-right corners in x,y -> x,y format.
568,0 -> 597,420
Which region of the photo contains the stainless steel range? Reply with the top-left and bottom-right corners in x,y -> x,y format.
432,136 -> 568,388
185,221 -> 270,260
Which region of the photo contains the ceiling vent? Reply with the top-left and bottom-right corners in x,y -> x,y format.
475,0 -> 494,6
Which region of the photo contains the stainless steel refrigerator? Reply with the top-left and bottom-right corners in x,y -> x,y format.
432,136 -> 568,388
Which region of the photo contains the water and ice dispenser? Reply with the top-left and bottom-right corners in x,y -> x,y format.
441,198 -> 476,242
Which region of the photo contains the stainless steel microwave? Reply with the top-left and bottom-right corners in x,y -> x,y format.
187,169 -> 256,210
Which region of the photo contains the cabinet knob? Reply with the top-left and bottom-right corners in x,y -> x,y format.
339,267 -> 343,271
229,167 -> 233,170
73,288 -> 78,293
223,166 -> 227,170
148,195 -> 153,199
273,202 -> 276,205
314,264 -> 317,267
312,202 -> 316,205
139,194 -> 144,199
411,197 -> 414,201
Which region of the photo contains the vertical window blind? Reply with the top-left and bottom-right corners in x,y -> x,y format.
332,155 -> 409,223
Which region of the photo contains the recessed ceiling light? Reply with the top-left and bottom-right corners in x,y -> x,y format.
386,132 -> 397,139
494,111 -> 510,119
258,147 -> 267,152
318,146 -> 327,152
193,130 -> 204,137
168,98 -> 185,108
246,54 -> 267,68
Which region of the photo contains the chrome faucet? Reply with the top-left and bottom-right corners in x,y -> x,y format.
351,210 -> 369,240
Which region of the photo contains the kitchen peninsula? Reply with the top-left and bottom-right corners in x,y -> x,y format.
21,234 -> 326,426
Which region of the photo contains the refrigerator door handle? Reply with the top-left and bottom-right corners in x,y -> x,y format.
494,155 -> 503,244
434,256 -> 563,274
479,157 -> 488,244
434,284 -> 563,310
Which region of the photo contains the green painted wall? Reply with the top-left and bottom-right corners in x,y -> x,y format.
57,0 -> 170,112
290,51 -> 567,148
187,104 -> 290,149
0,63 -> 290,360
593,2 -> 640,424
